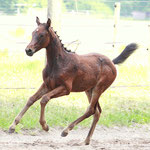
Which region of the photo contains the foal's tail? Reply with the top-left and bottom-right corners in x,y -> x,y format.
112,43 -> 139,65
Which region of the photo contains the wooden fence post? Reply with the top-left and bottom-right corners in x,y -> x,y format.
147,24 -> 150,50
46,0 -> 62,63
146,23 -> 150,79
113,2 -> 120,47
47,0 -> 62,34
75,0 -> 78,12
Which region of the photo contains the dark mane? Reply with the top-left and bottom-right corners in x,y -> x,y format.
52,28 -> 74,53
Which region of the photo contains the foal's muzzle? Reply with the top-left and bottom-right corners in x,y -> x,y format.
25,49 -> 34,56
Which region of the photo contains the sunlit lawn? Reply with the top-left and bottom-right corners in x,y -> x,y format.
0,50 -> 150,132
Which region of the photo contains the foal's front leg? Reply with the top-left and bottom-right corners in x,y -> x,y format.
39,86 -> 69,131
9,83 -> 49,133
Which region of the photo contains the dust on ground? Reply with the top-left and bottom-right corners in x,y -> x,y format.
0,125 -> 150,150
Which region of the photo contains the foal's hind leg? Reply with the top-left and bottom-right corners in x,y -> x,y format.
84,103 -> 101,145
61,89 -> 101,142
84,90 -> 102,145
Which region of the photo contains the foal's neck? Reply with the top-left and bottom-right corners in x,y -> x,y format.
46,29 -> 67,69
46,28 -> 66,68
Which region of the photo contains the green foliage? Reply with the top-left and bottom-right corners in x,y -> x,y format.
16,0 -> 47,14
1,0 -> 150,17
120,1 -> 150,16
0,0 -> 47,14
63,0 -> 113,15
63,0 -> 150,18
0,0 -> 17,14
17,0 -> 47,7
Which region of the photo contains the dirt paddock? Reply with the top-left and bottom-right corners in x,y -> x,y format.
0,125 -> 150,150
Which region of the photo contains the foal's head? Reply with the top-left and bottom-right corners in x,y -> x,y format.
25,17 -> 51,56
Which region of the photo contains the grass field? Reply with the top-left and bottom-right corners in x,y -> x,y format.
0,49 -> 150,132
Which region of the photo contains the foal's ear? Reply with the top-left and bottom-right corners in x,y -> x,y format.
46,18 -> 51,29
36,16 -> 40,26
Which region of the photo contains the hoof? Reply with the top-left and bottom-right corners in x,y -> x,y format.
61,131 -> 68,137
72,142 -> 85,146
8,128 -> 15,133
85,142 -> 90,145
43,125 -> 49,131
84,139 -> 90,145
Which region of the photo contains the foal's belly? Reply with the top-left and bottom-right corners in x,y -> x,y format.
71,76 -> 97,92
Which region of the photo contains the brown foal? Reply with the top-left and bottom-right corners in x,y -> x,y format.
9,17 -> 138,145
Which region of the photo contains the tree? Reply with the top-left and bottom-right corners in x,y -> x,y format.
63,0 -> 150,18
63,0 -> 113,16
0,0 -> 47,15
0,0 -> 17,14
17,0 -> 47,8
120,1 -> 150,16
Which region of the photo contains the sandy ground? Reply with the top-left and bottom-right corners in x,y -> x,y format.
0,125 -> 150,150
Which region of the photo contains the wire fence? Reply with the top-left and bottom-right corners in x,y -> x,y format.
1,85 -> 150,90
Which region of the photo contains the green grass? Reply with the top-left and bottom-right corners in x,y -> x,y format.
0,50 -> 150,131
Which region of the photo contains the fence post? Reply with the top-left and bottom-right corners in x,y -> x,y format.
46,0 -> 62,63
113,2 -> 120,48
47,0 -> 62,34
147,25 -> 150,50
148,25 -> 150,82
75,0 -> 78,12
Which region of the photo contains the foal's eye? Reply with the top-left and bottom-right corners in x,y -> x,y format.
40,34 -> 44,38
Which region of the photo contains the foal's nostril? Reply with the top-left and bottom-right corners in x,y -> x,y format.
28,49 -> 32,53
26,49 -> 33,56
